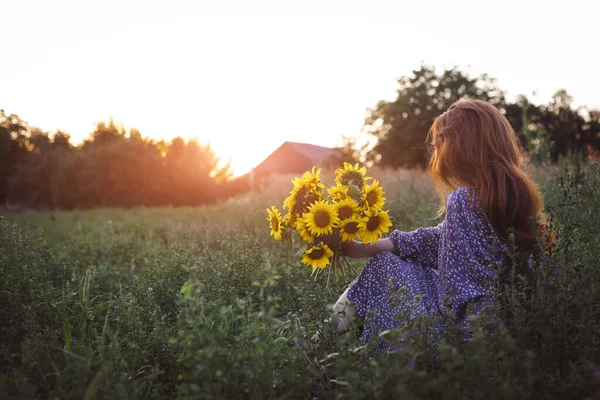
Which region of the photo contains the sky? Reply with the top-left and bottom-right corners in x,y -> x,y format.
1,0 -> 598,176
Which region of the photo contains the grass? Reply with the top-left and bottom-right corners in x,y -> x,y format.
1,161 -> 599,399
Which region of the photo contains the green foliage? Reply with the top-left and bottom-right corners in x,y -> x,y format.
1,117 -> 247,209
3,65 -> 600,209
364,66 -> 600,169
2,163 -> 600,398
364,63 -> 505,168
522,100 -> 554,165
0,110 -> 29,203
173,278 -> 304,398
0,217 -> 59,369
505,90 -> 598,163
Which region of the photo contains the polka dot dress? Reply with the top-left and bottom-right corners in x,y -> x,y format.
346,187 -> 508,349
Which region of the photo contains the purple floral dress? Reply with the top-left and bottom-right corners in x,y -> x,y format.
346,187 -> 508,349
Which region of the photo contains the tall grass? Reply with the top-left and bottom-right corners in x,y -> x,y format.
1,161 -> 599,399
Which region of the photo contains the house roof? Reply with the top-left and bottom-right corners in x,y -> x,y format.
283,141 -> 342,165
251,141 -> 343,178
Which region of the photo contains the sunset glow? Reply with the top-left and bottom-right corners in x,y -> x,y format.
1,0 -> 597,176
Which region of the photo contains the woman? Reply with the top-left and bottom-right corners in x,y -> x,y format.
334,99 -> 546,349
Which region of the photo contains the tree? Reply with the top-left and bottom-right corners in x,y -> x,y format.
86,119 -> 127,147
504,90 -> 599,162
5,115 -> 241,209
541,90 -> 589,159
588,109 -> 600,155
163,137 -> 223,205
364,64 -> 505,169
0,110 -> 29,206
327,134 -> 367,167
521,100 -> 553,165
7,128 -> 77,208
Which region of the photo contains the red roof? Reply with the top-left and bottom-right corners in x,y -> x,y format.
252,141 -> 343,177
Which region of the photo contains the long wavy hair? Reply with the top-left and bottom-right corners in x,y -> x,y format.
428,99 -> 545,247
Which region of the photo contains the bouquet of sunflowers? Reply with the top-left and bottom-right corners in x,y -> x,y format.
266,162 -> 392,283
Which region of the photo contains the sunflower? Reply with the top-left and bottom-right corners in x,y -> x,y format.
303,200 -> 340,237
290,175 -> 302,190
283,179 -> 302,211
334,198 -> 360,221
300,166 -> 325,191
295,216 -> 316,243
283,187 -> 299,227
327,184 -> 349,201
284,175 -> 313,211
284,211 -> 297,229
283,184 -> 322,227
339,216 -> 361,243
361,179 -> 386,211
266,206 -> 284,240
301,243 -> 334,271
335,162 -> 371,189
357,209 -> 392,244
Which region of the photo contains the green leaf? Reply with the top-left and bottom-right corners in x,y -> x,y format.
282,229 -> 292,251
72,345 -> 94,363
83,370 -> 103,400
180,282 -> 196,299
64,320 -> 72,352
0,374 -> 8,394
347,183 -> 362,198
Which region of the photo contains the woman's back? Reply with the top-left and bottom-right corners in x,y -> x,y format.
438,186 -> 507,320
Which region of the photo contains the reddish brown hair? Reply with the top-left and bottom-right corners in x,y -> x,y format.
428,99 -> 545,246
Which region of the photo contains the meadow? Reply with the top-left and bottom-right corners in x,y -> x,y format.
1,161 -> 599,399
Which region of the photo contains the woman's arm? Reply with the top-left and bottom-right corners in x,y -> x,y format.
341,223 -> 443,270
340,237 -> 394,258
388,224 -> 442,269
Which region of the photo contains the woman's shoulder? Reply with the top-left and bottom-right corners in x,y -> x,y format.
446,186 -> 500,239
446,186 -> 478,212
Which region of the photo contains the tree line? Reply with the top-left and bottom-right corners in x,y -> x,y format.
0,116 -> 250,209
362,64 -> 600,168
2,63 -> 598,210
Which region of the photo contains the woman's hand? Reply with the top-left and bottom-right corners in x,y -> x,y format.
340,237 -> 394,258
339,240 -> 368,258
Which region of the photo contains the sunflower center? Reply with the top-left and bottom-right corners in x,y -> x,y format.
305,192 -> 319,204
341,171 -> 363,187
343,222 -> 359,234
309,249 -> 325,259
338,206 -> 353,220
314,210 -> 331,228
366,191 -> 378,206
366,215 -> 380,231
271,217 -> 279,231
331,187 -> 347,200
292,187 -> 310,213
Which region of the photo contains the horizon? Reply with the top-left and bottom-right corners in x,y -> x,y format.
1,0 -> 598,176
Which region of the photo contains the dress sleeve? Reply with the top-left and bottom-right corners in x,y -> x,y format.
388,222 -> 443,270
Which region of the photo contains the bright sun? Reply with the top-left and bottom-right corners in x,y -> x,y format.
212,142 -> 274,178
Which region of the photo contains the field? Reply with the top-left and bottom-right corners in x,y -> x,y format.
1,163 -> 600,399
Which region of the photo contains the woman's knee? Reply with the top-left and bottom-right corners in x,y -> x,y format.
334,292 -> 350,312
363,251 -> 397,278
333,292 -> 355,331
